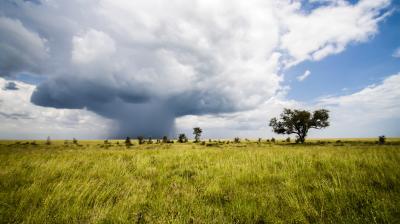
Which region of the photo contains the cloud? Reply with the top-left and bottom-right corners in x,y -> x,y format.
3,81 -> 18,90
280,0 -> 391,67
316,73 -> 400,137
72,29 -> 116,64
176,73 -> 400,139
0,16 -> 48,77
297,70 -> 311,82
0,78 -> 113,139
0,0 -> 393,138
393,47 -> 400,58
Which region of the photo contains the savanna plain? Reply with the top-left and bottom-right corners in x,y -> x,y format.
1,139 -> 399,223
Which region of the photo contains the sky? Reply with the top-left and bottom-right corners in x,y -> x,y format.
0,0 -> 399,139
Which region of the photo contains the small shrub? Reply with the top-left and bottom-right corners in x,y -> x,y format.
234,137 -> 240,143
137,136 -> 145,145
178,134 -> 188,143
271,138 -> 275,143
72,138 -> 78,144
104,139 -> 109,144
162,136 -> 168,143
148,137 -> 153,144
46,136 -> 51,145
286,137 -> 291,143
379,135 -> 386,144
125,137 -> 132,146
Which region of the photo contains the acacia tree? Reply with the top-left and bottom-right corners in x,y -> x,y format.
193,127 -> 202,143
269,108 -> 329,143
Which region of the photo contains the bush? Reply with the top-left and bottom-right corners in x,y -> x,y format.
234,137 -> 240,143
286,137 -> 291,143
73,138 -> 78,144
271,138 -> 275,143
178,134 -> 188,143
162,136 -> 169,143
125,137 -> 132,146
137,136 -> 145,145
148,137 -> 153,144
46,136 -> 51,145
379,135 -> 386,144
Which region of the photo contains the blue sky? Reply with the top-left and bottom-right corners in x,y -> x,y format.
285,7 -> 400,102
0,0 -> 399,139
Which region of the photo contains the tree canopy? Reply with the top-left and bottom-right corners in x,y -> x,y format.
193,127 -> 202,143
269,108 -> 329,143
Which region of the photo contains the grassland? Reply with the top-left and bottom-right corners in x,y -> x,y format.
1,139 -> 400,223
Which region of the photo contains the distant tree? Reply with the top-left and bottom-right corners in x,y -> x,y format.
73,138 -> 78,144
286,137 -> 291,143
271,138 -> 275,143
269,108 -> 329,143
46,136 -> 51,145
104,139 -> 109,144
162,136 -> 168,143
137,136 -> 145,145
148,137 -> 153,144
193,127 -> 202,143
234,137 -> 240,143
379,135 -> 386,145
178,134 -> 188,143
125,137 -> 132,146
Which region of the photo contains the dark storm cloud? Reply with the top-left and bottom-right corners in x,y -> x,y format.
0,16 -> 48,77
31,75 -> 152,109
3,81 -> 18,90
30,73 -> 236,137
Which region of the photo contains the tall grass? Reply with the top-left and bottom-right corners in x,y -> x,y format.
1,140 -> 399,223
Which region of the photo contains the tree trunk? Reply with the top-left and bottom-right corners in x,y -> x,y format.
296,133 -> 306,143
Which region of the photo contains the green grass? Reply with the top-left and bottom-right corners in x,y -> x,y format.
1,140 -> 400,223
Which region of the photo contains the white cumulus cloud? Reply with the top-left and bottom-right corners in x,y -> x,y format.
393,47 -> 400,58
297,70 -> 311,82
